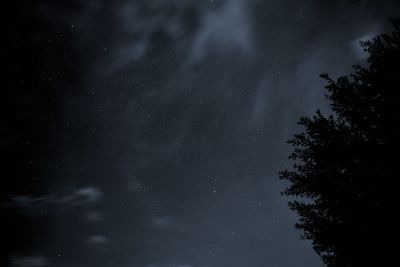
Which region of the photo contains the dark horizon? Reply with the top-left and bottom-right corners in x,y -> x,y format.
3,1 -> 400,266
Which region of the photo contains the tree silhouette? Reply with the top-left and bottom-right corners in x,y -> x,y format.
280,19 -> 400,266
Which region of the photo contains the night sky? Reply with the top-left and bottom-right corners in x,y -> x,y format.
3,1 -> 400,267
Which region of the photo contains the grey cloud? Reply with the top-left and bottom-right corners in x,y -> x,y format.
73,187 -> 103,203
69,0 -> 196,74
42,0 -> 255,74
127,179 -> 149,193
151,217 -> 176,227
11,256 -> 48,267
350,31 -> 378,60
85,235 -> 109,245
84,210 -> 102,222
189,0 -> 254,62
10,195 -> 51,208
8,186 -> 103,214
251,79 -> 273,124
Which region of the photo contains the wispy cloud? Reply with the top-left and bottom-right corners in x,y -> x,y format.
350,31 -> 379,60
151,217 -> 176,227
85,235 -> 108,245
189,0 -> 254,62
84,210 -> 102,222
40,0 -> 254,75
11,255 -> 48,267
127,179 -> 149,193
63,187 -> 103,204
7,186 -> 103,214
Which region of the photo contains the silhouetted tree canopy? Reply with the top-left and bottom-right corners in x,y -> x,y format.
280,19 -> 400,266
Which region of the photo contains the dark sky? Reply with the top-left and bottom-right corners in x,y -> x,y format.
3,1 -> 399,267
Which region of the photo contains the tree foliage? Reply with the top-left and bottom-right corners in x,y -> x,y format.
280,19 -> 400,266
